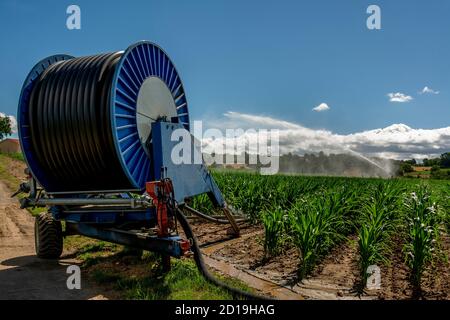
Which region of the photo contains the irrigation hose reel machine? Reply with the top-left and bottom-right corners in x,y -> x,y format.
17,41 -> 239,265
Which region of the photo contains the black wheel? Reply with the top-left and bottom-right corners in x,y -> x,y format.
35,212 -> 63,259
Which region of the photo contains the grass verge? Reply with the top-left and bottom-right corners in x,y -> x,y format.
0,154 -> 45,216
0,154 -> 21,190
66,238 -> 252,299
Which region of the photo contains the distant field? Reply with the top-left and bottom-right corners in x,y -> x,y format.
403,166 -> 450,179
413,166 -> 432,172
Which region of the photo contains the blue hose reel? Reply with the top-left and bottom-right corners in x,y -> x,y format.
16,41 -> 238,260
18,41 -> 190,193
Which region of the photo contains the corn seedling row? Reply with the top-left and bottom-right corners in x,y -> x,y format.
356,182 -> 404,286
191,171 -> 448,285
403,187 -> 442,288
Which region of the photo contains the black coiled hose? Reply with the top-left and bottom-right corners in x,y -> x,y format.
28,52 -> 133,191
175,207 -> 271,300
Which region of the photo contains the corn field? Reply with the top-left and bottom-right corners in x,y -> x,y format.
192,171 -> 449,289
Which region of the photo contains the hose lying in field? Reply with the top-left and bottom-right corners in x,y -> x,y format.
183,205 -> 248,224
175,208 -> 270,300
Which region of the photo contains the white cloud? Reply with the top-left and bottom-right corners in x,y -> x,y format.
312,103 -> 330,112
387,92 -> 413,103
201,111 -> 450,160
419,86 -> 439,95
0,112 -> 17,133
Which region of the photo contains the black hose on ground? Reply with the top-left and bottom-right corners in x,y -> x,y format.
175,207 -> 271,300
183,204 -> 248,224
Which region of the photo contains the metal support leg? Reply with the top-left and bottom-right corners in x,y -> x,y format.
222,207 -> 240,237
162,254 -> 171,272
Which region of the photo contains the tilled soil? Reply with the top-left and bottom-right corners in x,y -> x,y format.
378,234 -> 450,300
192,220 -> 450,300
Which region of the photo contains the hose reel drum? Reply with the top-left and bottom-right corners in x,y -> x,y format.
18,41 -> 190,193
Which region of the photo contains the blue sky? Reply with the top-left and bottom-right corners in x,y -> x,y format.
0,0 -> 449,158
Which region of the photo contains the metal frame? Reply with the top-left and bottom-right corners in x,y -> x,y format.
25,189 -> 187,257
19,121 -> 238,258
151,121 -> 225,206
17,42 -> 239,260
66,224 -> 186,258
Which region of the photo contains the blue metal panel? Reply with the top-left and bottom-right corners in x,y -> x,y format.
51,207 -> 156,224
151,121 -> 225,206
70,223 -> 185,258
110,41 -> 190,190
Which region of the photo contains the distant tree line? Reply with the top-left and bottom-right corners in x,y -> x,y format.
399,152 -> 450,179
403,153 -> 450,168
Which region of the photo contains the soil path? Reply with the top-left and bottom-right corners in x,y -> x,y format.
0,181 -> 106,300
193,221 -> 374,300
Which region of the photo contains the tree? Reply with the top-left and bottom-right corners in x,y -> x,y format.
440,152 -> 450,168
0,116 -> 12,140
400,162 -> 414,175
423,157 -> 440,167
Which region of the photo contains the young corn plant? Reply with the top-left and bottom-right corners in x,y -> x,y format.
289,194 -> 343,279
443,185 -> 450,233
357,182 -> 402,286
190,194 -> 214,213
358,211 -> 389,286
403,187 -> 441,289
261,207 -> 286,257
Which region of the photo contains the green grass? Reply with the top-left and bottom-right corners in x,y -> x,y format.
0,154 -> 21,190
405,171 -> 431,176
64,236 -> 122,267
0,152 -> 25,162
69,240 -> 252,300
0,154 -> 46,216
114,259 -> 248,300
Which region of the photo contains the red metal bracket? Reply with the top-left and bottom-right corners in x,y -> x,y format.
146,180 -> 170,237
146,179 -> 190,255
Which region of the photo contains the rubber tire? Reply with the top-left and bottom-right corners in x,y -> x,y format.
35,212 -> 63,259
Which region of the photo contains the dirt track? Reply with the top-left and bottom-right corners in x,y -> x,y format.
0,181 -> 106,300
